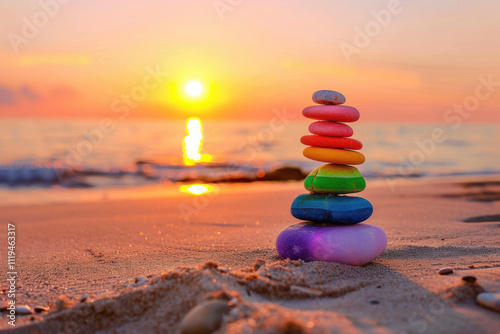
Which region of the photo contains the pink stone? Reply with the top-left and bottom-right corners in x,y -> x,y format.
303,105 -> 359,122
308,121 -> 354,137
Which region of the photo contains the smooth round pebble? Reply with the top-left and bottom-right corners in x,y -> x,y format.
300,135 -> 363,150
462,276 -> 477,283
312,90 -> 346,105
304,164 -> 365,194
291,194 -> 373,224
180,300 -> 231,334
16,305 -> 34,315
79,293 -> 91,302
276,223 -> 387,266
309,121 -> 353,137
438,268 -> 453,275
303,105 -> 359,122
476,292 -> 500,312
303,147 -> 365,165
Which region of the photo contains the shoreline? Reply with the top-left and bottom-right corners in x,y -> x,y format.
2,173 -> 500,208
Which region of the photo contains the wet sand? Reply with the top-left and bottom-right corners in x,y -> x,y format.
1,178 -> 500,333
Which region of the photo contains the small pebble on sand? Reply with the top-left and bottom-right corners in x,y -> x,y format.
180,300 -> 231,334
476,292 -> 500,313
16,305 -> 34,315
438,268 -> 453,275
462,276 -> 477,283
80,293 -> 90,303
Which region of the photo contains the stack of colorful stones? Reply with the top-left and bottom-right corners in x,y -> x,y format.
276,90 -> 387,266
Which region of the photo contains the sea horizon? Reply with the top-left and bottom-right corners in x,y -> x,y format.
1,117 -> 499,190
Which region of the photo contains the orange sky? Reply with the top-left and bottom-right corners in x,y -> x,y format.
0,0 -> 499,122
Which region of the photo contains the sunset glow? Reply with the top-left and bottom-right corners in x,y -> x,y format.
1,1 -> 499,123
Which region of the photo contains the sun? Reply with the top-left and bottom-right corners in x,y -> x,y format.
185,80 -> 203,97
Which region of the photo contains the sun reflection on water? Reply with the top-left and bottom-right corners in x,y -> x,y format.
183,117 -> 212,166
179,184 -> 213,195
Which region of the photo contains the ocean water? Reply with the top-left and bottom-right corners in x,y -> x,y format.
0,118 -> 499,188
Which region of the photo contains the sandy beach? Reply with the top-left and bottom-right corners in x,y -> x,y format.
1,177 -> 499,333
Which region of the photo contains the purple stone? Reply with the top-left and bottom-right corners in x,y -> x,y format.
276,223 -> 387,266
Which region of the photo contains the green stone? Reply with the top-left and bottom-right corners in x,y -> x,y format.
304,164 -> 366,194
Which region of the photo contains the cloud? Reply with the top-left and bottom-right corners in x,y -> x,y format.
0,85 -> 41,105
20,86 -> 40,101
0,87 -> 15,105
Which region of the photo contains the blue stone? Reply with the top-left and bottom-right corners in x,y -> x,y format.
290,194 -> 373,224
